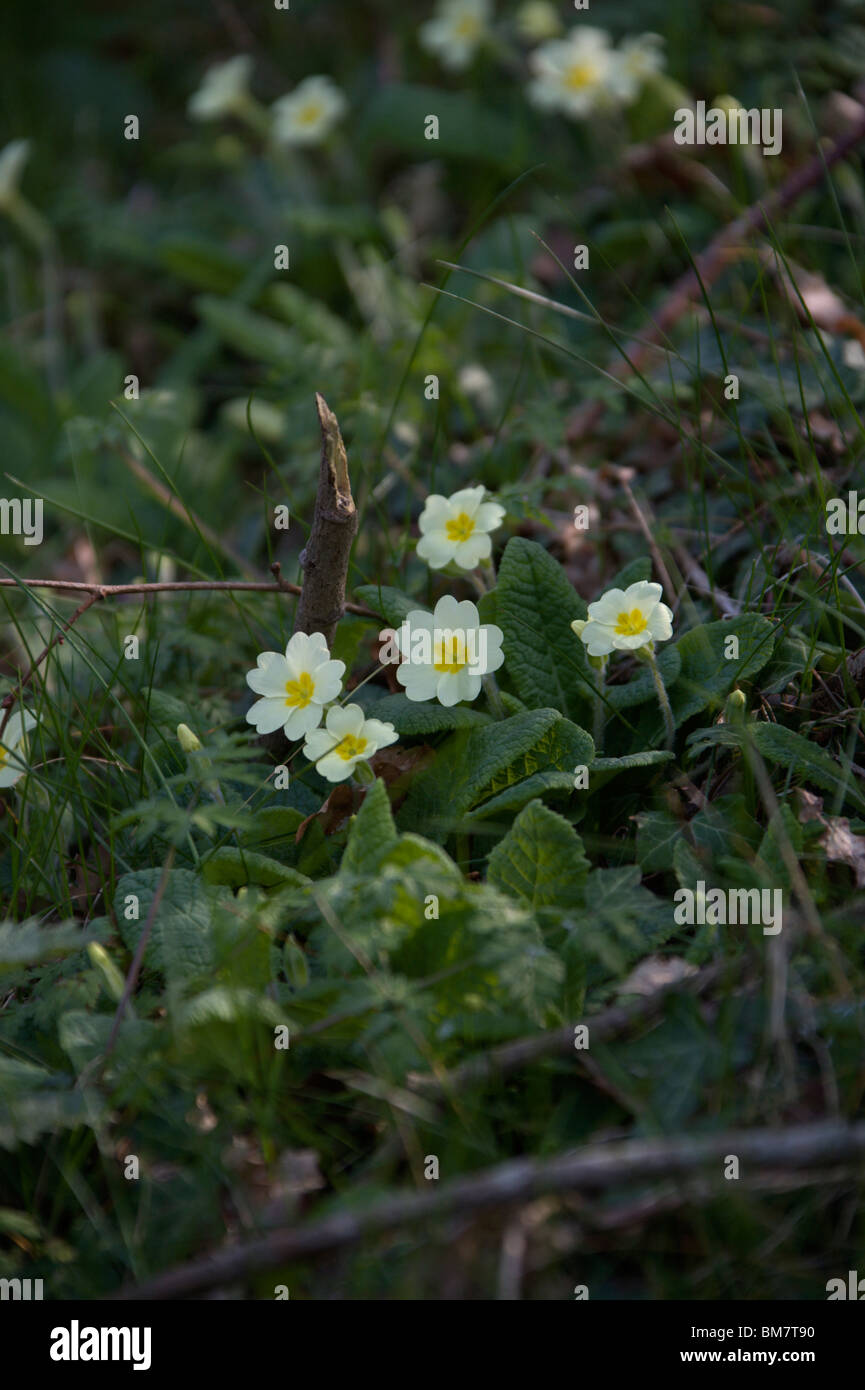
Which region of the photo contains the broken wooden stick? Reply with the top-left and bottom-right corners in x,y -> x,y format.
294,394 -> 358,648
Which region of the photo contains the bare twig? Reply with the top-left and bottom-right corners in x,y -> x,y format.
0,576 -> 375,616
115,1119 -> 865,1299
294,395 -> 358,647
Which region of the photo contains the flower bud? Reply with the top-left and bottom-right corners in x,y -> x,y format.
177,723 -> 202,753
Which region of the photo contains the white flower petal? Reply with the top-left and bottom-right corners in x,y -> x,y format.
473,501 -> 505,531
416,533 -> 456,569
454,533 -> 492,569
284,702 -> 325,740
246,697 -> 290,735
623,580 -> 663,607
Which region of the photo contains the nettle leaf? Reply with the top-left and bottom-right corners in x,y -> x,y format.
341,778 -> 398,875
397,709 -> 593,841
687,723 -> 865,814
200,848 -> 310,890
237,807 -> 307,864
114,868 -> 217,987
748,724 -> 865,814
0,921 -> 82,975
634,808 -> 683,873
689,794 -> 762,862
756,805 -> 804,889
488,800 -> 590,909
496,537 -> 593,720
362,692 -> 490,735
354,583 -> 419,629
672,615 -> 776,725
601,995 -> 718,1127
58,1010 -> 159,1075
560,866 -> 678,984
0,1089 -> 87,1152
605,646 -> 681,711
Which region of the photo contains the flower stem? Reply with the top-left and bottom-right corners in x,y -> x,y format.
482,673 -> 507,720
645,647 -> 675,750
592,662 -> 606,754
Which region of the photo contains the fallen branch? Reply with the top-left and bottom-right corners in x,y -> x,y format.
294,394 -> 358,647
115,1119 -> 865,1299
406,956 -> 741,1100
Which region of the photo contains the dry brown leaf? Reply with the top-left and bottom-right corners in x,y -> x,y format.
617,955 -> 698,997
797,789 -> 865,886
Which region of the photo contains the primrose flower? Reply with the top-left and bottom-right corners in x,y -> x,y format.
0,140 -> 30,209
516,2 -> 562,42
272,76 -> 347,146
611,33 -> 665,103
573,581 -> 673,658
527,27 -> 619,118
0,708 -> 37,788
420,0 -> 492,72
188,55 -> 254,121
395,596 -> 504,706
245,631 -> 345,740
303,703 -> 397,783
416,485 -> 504,571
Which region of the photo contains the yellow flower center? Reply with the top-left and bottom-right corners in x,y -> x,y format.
614,608 -> 649,637
564,61 -> 598,91
334,733 -> 367,761
445,512 -> 476,543
455,15 -> 481,38
433,634 -> 469,674
285,671 -> 315,708
297,102 -> 324,126
0,747 -> 7,769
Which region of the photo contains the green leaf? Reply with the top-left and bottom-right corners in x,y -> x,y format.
114,868 -> 216,987
194,295 -> 302,367
0,1090 -> 87,1152
341,779 -> 398,875
672,616 -> 776,725
605,646 -> 681,710
496,538 -> 592,720
608,556 -> 652,590
590,750 -> 675,774
353,584 -> 421,629
688,722 -> 865,815
362,692 -> 490,735
488,800 -> 590,909
200,848 -> 310,890
757,804 -> 804,889
397,709 -> 593,840
359,83 -> 525,172
0,921 -> 82,975
464,770 -> 577,822
634,809 -> 683,873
